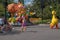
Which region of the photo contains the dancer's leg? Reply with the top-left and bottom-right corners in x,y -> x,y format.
56,24 -> 59,29
50,24 -> 54,29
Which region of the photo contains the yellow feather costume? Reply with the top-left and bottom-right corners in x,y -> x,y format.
50,10 -> 59,29
8,17 -> 15,24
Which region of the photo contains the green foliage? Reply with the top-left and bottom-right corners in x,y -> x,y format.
30,0 -> 60,20
8,0 -> 14,4
43,6 -> 52,19
0,3 -> 5,17
0,0 -> 2,3
0,0 -> 14,17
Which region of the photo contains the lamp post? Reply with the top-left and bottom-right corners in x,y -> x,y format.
40,0 -> 45,23
3,0 -> 8,25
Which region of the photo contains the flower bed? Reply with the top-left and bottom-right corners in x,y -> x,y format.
29,18 -> 51,24
29,18 -> 42,24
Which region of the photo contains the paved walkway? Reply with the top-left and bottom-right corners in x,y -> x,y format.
0,23 -> 60,40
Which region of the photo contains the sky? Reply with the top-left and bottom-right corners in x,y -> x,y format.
24,0 -> 32,5
14,0 -> 32,5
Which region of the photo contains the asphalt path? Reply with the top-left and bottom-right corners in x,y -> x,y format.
0,23 -> 60,40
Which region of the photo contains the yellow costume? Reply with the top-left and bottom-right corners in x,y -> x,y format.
50,10 -> 59,29
8,17 -> 15,25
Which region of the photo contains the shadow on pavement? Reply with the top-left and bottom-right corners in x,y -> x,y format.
0,30 -> 37,36
26,31 -> 37,33
52,28 -> 60,29
0,30 -> 21,36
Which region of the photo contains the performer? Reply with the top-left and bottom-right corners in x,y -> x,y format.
50,10 -> 59,29
20,15 -> 26,32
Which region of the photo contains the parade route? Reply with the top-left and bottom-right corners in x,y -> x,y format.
0,24 -> 60,40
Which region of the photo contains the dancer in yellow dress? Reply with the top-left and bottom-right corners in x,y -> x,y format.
50,10 -> 59,29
